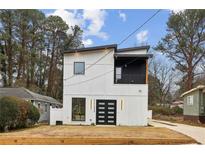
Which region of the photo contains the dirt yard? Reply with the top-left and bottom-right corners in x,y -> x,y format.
0,125 -> 197,145
153,114 -> 205,127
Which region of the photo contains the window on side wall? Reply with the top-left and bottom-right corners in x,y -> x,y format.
45,103 -> 48,112
72,98 -> 86,121
74,62 -> 85,75
31,100 -> 34,105
187,95 -> 193,105
38,103 -> 40,109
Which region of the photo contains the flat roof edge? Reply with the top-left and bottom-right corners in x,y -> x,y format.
114,53 -> 153,58
117,45 -> 150,53
64,44 -> 117,54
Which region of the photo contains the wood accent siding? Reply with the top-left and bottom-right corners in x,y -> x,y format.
146,59 -> 148,84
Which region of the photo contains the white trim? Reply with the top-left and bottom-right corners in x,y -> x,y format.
180,85 -> 205,97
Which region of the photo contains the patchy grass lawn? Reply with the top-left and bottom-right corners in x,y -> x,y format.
0,125 -> 197,145
153,114 -> 205,128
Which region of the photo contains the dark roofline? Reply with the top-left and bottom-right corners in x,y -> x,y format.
114,53 -> 153,58
0,87 -> 62,106
64,44 -> 117,54
117,45 -> 150,53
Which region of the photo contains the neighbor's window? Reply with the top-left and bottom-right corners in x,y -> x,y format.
74,62 -> 85,75
72,98 -> 86,121
31,100 -> 34,105
187,95 -> 193,105
45,103 -> 48,112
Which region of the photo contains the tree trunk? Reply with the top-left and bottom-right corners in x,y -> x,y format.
186,65 -> 193,91
7,16 -> 13,87
16,50 -> 23,80
0,44 -> 7,86
30,32 -> 36,85
47,34 -> 56,96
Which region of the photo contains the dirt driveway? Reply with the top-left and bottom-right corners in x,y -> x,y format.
0,125 -> 196,145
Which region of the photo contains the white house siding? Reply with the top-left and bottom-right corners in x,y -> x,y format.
147,110 -> 152,119
33,100 -> 50,123
62,48 -> 148,126
117,49 -> 147,55
50,107 -> 63,125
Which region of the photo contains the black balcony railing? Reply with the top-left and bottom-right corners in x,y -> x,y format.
115,74 -> 146,84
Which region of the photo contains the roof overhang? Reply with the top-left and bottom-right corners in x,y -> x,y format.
0,87 -> 62,106
114,53 -> 153,58
116,46 -> 150,53
64,44 -> 117,54
180,85 -> 205,97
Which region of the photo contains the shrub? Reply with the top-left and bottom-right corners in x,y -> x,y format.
0,97 -> 20,131
150,105 -> 183,116
27,102 -> 40,125
0,96 -> 40,132
171,106 -> 183,115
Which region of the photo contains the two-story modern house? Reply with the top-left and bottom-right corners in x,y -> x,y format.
50,44 -> 152,126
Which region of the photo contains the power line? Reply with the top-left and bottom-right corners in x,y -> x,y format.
65,70 -> 113,86
64,10 -> 161,81
64,49 -> 112,80
65,10 -> 161,85
66,57 -> 140,86
118,9 -> 161,46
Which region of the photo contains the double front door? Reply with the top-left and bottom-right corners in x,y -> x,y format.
96,99 -> 117,125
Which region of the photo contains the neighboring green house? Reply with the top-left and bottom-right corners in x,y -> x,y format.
181,85 -> 205,123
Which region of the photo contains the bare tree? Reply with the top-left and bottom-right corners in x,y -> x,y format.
149,56 -> 175,106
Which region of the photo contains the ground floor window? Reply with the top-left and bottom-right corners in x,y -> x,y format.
72,98 -> 86,121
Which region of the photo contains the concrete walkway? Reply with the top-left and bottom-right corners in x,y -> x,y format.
149,119 -> 205,144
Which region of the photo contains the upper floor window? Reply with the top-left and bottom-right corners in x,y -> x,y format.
74,62 -> 85,75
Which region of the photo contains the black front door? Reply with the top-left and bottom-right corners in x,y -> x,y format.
96,100 -> 117,125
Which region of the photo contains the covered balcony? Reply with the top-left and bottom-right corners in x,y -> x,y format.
114,53 -> 152,84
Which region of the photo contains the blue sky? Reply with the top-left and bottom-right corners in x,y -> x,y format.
42,9 -> 170,50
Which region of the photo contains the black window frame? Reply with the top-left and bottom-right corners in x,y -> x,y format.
72,97 -> 86,121
74,62 -> 85,75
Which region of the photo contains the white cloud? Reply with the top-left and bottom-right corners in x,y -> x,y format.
136,30 -> 148,44
118,11 -> 126,22
47,9 -> 83,27
82,39 -> 93,47
83,10 -> 108,40
47,9 -> 108,44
